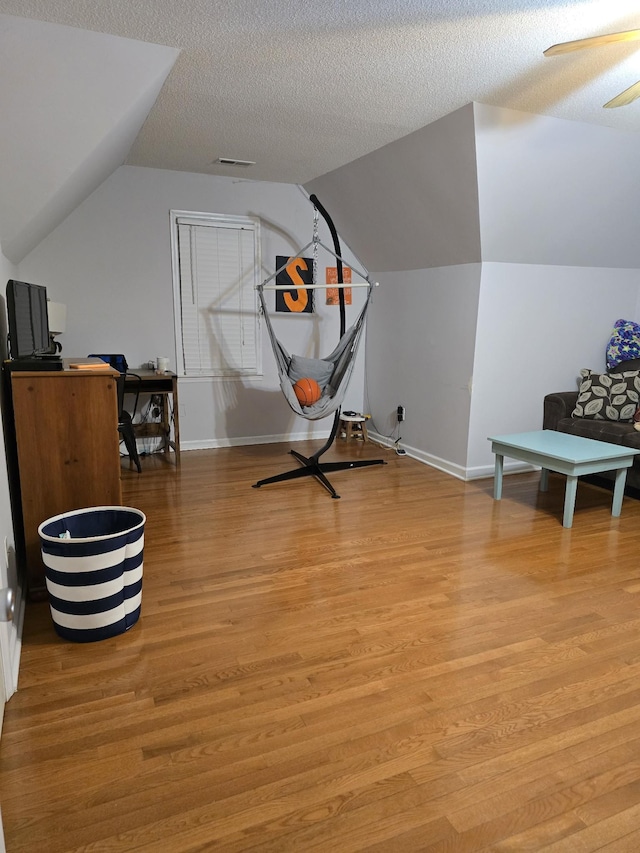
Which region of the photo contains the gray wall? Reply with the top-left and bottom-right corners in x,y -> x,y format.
469,104 -> 640,473
18,167 -> 367,448
304,103 -> 640,478
364,264 -> 481,475
305,103 -> 481,272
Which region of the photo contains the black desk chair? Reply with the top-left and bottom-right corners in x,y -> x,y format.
116,374 -> 141,473
88,354 -> 141,474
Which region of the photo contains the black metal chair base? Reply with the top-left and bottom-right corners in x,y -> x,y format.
253,447 -> 386,499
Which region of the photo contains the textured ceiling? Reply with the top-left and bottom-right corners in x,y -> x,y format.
1,1 -> 640,261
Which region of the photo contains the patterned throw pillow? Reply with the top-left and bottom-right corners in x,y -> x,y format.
606,319 -> 640,371
572,369 -> 640,421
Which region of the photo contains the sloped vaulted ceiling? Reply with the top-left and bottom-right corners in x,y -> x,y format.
1,1 -> 640,263
0,15 -> 178,263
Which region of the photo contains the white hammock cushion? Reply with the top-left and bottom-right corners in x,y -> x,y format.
288,355 -> 334,387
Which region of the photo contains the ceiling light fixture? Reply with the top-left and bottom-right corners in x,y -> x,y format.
214,157 -> 256,167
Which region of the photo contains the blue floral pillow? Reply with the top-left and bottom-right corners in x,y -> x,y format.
606,319 -> 640,370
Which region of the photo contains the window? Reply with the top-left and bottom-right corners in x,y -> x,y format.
171,211 -> 262,377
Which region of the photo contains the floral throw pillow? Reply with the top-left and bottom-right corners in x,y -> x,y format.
606,319 -> 640,371
572,369 -> 640,421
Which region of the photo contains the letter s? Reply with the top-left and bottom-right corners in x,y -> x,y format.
284,258 -> 309,312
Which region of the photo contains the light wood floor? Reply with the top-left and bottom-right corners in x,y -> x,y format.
3,439 -> 640,851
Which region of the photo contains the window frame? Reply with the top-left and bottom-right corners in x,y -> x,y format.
170,210 -> 262,379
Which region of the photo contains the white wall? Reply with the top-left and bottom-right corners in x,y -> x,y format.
305,103 -> 640,480
16,107 -> 640,479
466,103 -> 640,476
467,263 -> 640,477
18,166 -> 367,447
365,264 -> 481,476
474,103 -> 640,269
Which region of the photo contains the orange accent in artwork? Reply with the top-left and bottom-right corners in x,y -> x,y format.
326,267 -> 352,305
284,258 -> 310,312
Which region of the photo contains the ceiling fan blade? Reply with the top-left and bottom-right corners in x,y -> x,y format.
604,79 -> 640,108
544,28 -> 640,56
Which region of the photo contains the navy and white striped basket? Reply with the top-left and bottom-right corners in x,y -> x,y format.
38,506 -> 146,643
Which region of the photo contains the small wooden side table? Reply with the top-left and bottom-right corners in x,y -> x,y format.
339,414 -> 369,442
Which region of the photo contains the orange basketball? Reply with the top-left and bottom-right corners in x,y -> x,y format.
293,377 -> 322,406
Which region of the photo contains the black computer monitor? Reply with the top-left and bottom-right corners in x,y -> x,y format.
6,279 -> 50,360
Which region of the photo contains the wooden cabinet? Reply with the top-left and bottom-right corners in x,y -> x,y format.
5,365 -> 123,600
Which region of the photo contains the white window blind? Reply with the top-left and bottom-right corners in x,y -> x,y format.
172,213 -> 261,377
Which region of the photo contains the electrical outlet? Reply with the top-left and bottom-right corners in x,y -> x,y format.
397,405 -> 405,423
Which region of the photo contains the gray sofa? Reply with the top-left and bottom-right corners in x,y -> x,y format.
543,389 -> 640,492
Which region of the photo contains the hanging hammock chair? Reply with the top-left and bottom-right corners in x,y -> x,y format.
253,194 -> 385,498
256,244 -> 373,422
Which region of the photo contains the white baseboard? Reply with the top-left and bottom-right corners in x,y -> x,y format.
177,431 -> 537,482
464,461 -> 538,480
368,431 -> 537,481
180,431 -> 331,451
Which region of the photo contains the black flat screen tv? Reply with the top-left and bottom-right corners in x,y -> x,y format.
6,279 -> 50,359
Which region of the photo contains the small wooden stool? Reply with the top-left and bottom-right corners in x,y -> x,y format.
339,414 -> 368,442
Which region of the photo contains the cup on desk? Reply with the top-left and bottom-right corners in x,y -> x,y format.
156,357 -> 169,374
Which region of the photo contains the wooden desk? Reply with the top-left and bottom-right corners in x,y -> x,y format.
4,362 -> 123,600
124,370 -> 180,465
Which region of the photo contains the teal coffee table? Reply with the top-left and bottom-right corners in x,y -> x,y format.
488,430 -> 640,528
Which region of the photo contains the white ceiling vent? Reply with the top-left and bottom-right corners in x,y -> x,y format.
214,157 -> 256,167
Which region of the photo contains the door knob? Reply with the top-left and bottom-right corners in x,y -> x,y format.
0,587 -> 14,622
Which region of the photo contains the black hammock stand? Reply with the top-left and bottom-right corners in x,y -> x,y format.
252,194 -> 385,499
